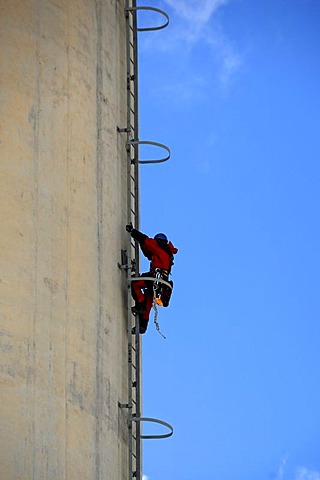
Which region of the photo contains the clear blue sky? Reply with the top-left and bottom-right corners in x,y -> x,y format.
135,1 -> 320,479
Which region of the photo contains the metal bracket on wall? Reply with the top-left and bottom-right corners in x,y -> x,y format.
117,126 -> 131,133
118,250 -> 137,272
118,249 -> 129,270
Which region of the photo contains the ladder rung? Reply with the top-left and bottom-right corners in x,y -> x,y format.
130,209 -> 135,215
130,107 -> 135,114
130,175 -> 135,181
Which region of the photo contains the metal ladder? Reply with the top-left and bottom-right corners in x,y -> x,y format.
118,3 -> 172,480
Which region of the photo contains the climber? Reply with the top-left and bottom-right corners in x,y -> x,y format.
126,224 -> 178,334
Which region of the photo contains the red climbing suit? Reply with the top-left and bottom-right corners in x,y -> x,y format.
140,237 -> 178,272
130,229 -> 178,323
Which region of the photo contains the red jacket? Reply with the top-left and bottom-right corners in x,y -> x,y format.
131,229 -> 178,273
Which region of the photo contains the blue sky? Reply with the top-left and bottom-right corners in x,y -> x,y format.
134,1 -> 320,479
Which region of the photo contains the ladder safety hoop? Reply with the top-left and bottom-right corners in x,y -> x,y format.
125,6 -> 169,32
130,416 -> 173,439
129,276 -> 173,290
127,140 -> 171,164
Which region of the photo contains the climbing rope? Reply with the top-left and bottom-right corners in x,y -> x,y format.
152,283 -> 166,339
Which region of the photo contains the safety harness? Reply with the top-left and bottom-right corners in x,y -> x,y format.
150,268 -> 173,339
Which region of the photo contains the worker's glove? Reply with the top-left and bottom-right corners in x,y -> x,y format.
126,223 -> 133,233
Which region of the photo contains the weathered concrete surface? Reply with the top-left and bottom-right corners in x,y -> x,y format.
0,1 -> 129,478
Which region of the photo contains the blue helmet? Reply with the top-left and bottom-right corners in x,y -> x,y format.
154,233 -> 168,242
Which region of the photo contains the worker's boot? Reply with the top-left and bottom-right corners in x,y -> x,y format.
139,318 -> 148,334
131,315 -> 148,335
132,301 -> 145,316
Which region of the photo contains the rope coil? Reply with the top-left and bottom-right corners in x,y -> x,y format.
152,279 -> 166,339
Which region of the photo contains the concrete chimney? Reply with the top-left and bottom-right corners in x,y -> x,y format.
0,1 -> 129,478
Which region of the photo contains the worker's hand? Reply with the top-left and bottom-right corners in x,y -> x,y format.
126,223 -> 133,233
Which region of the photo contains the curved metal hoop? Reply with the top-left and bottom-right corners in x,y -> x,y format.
129,276 -> 173,290
131,416 -> 173,439
127,140 -> 171,164
126,6 -> 169,32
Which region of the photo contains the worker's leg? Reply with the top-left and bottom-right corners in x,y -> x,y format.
139,289 -> 153,333
131,278 -> 146,306
161,280 -> 173,307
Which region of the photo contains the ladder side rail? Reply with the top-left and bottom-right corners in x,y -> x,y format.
132,2 -> 142,479
125,2 -> 136,479
125,1 -> 141,479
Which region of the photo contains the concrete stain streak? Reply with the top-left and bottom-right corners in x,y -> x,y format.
64,3 -> 71,478
43,277 -> 59,294
95,1 -> 104,479
68,362 -> 85,411
32,1 -> 42,478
